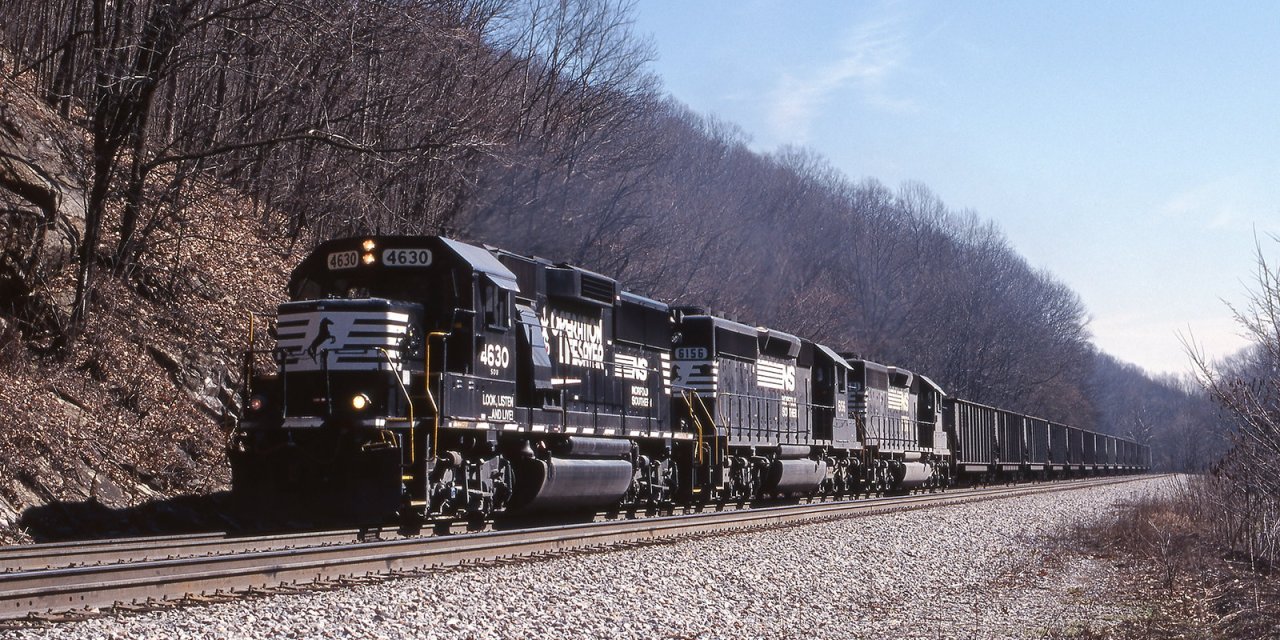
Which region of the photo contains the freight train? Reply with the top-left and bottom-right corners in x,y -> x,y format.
229,236 -> 1150,523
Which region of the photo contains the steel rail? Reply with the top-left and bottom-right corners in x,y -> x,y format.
0,475 -> 1159,622
0,529 -> 376,574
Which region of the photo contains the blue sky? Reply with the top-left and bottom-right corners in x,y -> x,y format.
632,0 -> 1280,378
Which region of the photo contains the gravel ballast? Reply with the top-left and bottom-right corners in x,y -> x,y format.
9,477 -> 1175,639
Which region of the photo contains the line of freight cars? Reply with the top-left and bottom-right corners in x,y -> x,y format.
229,235 -> 1150,523
949,398 -> 1150,481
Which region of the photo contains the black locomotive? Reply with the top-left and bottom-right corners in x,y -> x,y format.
229,236 -> 1150,522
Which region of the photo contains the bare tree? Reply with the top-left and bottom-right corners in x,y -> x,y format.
1191,236 -> 1280,566
461,0 -> 660,258
1,0 -> 519,349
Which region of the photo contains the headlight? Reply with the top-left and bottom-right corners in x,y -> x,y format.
351,393 -> 371,411
247,395 -> 265,412
362,238 -> 376,252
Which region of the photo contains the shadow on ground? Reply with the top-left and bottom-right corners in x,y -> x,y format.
16,492 -> 242,542
15,493 -> 394,541
16,496 -> 717,543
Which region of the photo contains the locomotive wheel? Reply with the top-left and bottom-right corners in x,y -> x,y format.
647,458 -> 677,507
398,505 -> 425,536
466,496 -> 493,529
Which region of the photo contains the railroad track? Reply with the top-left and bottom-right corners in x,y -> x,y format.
0,475 -> 1158,623
0,529 -> 375,574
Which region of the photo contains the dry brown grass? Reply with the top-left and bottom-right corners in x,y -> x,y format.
1064,477 -> 1280,639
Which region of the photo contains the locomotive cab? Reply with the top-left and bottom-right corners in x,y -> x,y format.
231,236 -> 522,522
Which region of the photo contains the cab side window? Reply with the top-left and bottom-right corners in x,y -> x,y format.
482,281 -> 510,329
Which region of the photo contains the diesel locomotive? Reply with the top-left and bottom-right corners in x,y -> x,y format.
229,236 -> 1150,522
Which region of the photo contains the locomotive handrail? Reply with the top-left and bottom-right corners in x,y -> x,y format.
281,347 -> 289,418
681,387 -> 721,468
376,347 -> 415,431
424,331 -> 449,463
244,311 -> 256,401
240,310 -> 279,406
703,392 -> 721,467
679,389 -> 705,464
321,348 -> 332,418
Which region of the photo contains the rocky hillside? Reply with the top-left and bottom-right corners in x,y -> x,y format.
0,70 -> 295,542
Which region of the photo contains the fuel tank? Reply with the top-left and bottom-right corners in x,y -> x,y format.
509,456 -> 634,512
762,458 -> 825,495
895,461 -> 933,490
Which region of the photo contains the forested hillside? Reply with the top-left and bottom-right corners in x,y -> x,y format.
0,0 -> 1218,538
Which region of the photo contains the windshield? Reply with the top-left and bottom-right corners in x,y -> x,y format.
293,271 -> 447,304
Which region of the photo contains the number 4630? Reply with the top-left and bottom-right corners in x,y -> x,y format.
480,344 -> 510,369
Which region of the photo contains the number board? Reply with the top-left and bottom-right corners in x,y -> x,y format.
674,347 -> 709,360
382,248 -> 433,267
327,250 -> 359,270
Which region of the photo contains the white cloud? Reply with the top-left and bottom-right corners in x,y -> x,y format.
1091,311 -> 1250,378
765,12 -> 912,143
1157,171 -> 1280,234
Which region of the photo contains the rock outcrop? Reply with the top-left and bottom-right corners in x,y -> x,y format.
0,74 -> 88,337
